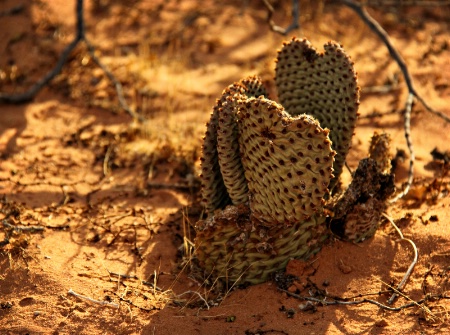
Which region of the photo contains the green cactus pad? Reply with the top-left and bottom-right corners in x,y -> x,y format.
216,76 -> 268,206
275,37 -> 359,188
200,96 -> 234,214
236,97 -> 335,224
195,204 -> 327,285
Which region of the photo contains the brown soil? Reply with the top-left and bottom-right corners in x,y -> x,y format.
1,1 -> 450,334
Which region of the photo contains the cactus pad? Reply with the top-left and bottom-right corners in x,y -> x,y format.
200,77 -> 268,214
195,204 -> 327,285
216,77 -> 268,207
275,37 -> 359,189
237,97 -> 335,223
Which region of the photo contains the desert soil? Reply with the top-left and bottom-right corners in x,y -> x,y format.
1,1 -> 450,334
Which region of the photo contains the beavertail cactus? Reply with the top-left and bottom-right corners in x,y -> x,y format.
195,38 -> 362,285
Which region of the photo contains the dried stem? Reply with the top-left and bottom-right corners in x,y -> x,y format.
262,0 -> 300,35
382,213 -> 418,304
0,0 -> 84,103
68,288 -> 119,308
0,0 -> 141,121
390,93 -> 415,202
2,220 -> 45,233
338,0 -> 449,201
177,290 -> 210,310
280,288 -> 418,311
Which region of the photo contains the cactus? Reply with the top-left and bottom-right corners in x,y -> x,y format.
329,132 -> 395,242
195,204 -> 328,285
200,77 -> 268,214
236,97 -> 334,223
195,38 -> 363,285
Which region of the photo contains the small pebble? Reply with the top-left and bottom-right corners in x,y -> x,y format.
338,260 -> 352,274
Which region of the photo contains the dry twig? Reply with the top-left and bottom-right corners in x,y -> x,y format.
2,220 -> 44,233
279,288 -> 419,311
0,0 -> 142,121
365,0 -> 450,6
262,0 -> 300,35
107,270 -> 163,291
382,213 -> 418,304
339,0 -> 450,201
67,288 -> 119,308
176,291 -> 210,310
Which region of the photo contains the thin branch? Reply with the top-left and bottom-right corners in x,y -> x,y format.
176,290 -> 210,310
0,0 -> 141,121
2,220 -> 45,233
382,213 -> 418,304
376,277 -> 436,319
339,0 -> 449,201
262,0 -> 300,35
339,0 -> 450,124
67,288 -> 119,308
279,288 -> 419,311
107,270 -> 163,291
390,93 -> 415,202
107,290 -> 159,312
85,39 -> 143,121
0,0 -> 84,103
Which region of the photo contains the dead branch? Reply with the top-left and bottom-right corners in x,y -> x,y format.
0,0 -> 142,121
106,290 -> 159,312
262,0 -> 300,35
383,213 -> 418,304
338,0 -> 450,201
2,219 -> 45,233
279,288 -> 450,316
339,0 -> 450,123
68,288 -> 119,308
390,93 -> 415,202
107,270 -> 163,291
280,288 -> 417,311
176,290 -> 210,310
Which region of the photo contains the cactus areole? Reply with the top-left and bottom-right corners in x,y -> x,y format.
195,37 -> 361,286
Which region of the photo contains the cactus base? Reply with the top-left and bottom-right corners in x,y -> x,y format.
194,204 -> 328,286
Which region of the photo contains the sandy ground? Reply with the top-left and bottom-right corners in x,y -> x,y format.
1,0 -> 450,334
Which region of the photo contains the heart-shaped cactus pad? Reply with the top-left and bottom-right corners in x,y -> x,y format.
237,97 -> 335,224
